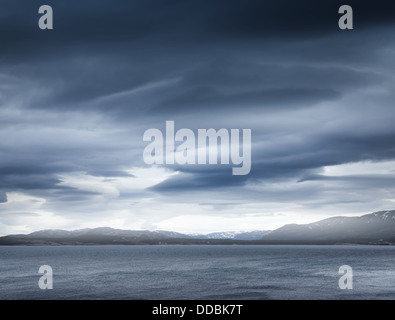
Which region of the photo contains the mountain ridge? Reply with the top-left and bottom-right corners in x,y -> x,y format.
4,228 -> 270,242
261,210 -> 395,243
1,210 -> 395,245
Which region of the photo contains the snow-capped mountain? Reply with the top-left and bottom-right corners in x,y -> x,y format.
262,210 -> 395,242
187,230 -> 271,240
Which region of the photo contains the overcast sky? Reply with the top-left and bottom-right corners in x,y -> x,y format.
1,0 -> 395,235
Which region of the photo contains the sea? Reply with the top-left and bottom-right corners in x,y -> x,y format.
1,245 -> 395,300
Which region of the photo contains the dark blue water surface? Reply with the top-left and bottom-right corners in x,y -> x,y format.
1,245 -> 395,300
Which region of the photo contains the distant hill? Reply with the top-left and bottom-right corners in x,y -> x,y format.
0,227 -> 271,245
262,210 -> 395,244
12,227 -> 179,240
1,210 -> 395,245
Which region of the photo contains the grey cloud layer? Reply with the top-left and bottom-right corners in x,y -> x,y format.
1,0 -> 395,229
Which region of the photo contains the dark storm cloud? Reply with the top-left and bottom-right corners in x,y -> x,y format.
0,191 -> 7,203
148,62 -> 382,115
0,172 -> 61,190
150,121 -> 395,193
1,0 -> 395,221
150,168 -> 248,192
1,0 -> 392,120
1,45 -> 385,120
151,129 -> 395,192
3,0 -> 395,51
